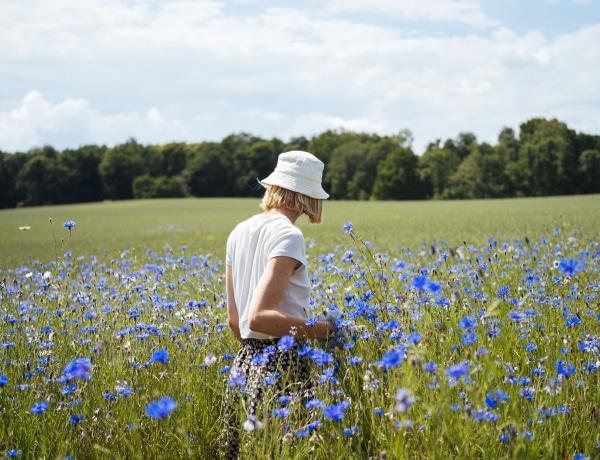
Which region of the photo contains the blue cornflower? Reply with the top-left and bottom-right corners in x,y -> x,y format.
70,414 -> 84,425
557,361 -> 576,378
145,396 -> 177,419
524,343 -> 537,352
30,401 -> 49,414
277,335 -> 296,351
323,402 -> 348,421
459,315 -> 477,330
62,221 -> 76,230
485,394 -> 498,408
446,362 -> 469,380
251,354 -> 269,366
379,348 -> 406,370
272,407 -> 290,418
62,358 -> 93,381
461,332 -> 478,346
424,362 -> 438,373
507,310 -> 528,323
342,251 -> 354,263
0,375 -> 8,387
342,222 -> 354,234
151,349 -> 170,364
426,281 -> 441,295
306,398 -> 325,410
296,428 -> 310,438
407,332 -> 422,345
520,387 -> 535,400
309,349 -> 334,366
411,275 -> 429,291
5,450 -> 22,457
278,395 -> 294,404
227,368 -> 246,387
558,258 -> 585,276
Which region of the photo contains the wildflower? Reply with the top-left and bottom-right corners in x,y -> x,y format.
520,387 -> 535,400
62,221 -> 76,230
342,222 -> 354,234
306,398 -> 325,410
227,368 -> 246,387
145,396 -> 177,419
458,315 -> 477,330
5,450 -> 22,457
70,414 -> 84,425
30,402 -> 49,414
277,335 -> 296,351
379,345 -> 406,370
424,362 -> 437,373
557,361 -> 576,378
0,375 -> 8,387
204,354 -> 217,366
151,349 -> 170,364
411,275 -> 429,291
242,414 -> 263,431
446,362 -> 469,379
323,402 -> 348,421
62,358 -> 93,381
426,281 -> 441,295
461,332 -> 478,346
558,258 -> 585,276
394,388 -> 415,413
507,310 -> 527,323
273,407 -> 290,418
296,428 -> 310,438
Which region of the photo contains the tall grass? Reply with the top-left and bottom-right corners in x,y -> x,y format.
0,195 -> 599,458
2,195 -> 599,269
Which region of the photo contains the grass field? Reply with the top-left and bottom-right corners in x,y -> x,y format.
1,195 -> 599,459
2,195 -> 599,270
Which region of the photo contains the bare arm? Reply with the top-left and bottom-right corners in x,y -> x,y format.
248,256 -> 333,340
226,264 -> 243,343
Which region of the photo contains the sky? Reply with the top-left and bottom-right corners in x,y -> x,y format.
1,0 -> 599,155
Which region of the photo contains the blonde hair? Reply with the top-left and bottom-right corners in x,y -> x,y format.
260,185 -> 323,224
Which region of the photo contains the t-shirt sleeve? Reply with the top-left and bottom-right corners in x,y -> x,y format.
268,226 -> 306,266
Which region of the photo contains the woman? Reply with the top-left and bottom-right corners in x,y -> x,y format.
222,150 -> 335,458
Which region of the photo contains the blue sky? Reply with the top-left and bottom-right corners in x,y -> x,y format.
1,0 -> 599,154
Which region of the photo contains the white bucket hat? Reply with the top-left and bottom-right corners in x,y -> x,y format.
260,151 -> 329,199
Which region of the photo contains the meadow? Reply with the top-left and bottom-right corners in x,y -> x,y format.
0,195 -> 599,459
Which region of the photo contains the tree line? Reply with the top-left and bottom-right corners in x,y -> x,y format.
0,117 -> 599,209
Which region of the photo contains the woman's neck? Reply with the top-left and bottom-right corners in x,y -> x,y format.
264,207 -> 302,224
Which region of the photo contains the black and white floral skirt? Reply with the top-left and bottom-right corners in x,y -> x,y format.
220,338 -> 313,459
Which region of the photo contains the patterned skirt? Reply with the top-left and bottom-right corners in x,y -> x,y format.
220,338 -> 313,459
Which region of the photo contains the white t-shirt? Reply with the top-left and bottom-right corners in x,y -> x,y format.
226,214 -> 310,340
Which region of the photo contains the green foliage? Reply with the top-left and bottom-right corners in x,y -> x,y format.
372,147 -> 424,200
1,118 -> 600,208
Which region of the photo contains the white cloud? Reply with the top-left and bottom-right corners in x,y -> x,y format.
325,0 -> 498,26
0,1 -> 599,154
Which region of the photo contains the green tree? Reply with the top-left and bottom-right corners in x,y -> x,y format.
372,147 -> 424,200
99,139 -> 147,200
231,138 -> 281,196
58,145 -> 106,203
578,149 -> 600,194
15,147 -> 66,206
155,142 -> 188,177
325,141 -> 370,200
0,151 -> 28,208
419,146 -> 461,199
184,142 -> 233,197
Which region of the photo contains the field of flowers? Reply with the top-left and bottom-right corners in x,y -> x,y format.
1,207 -> 599,459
